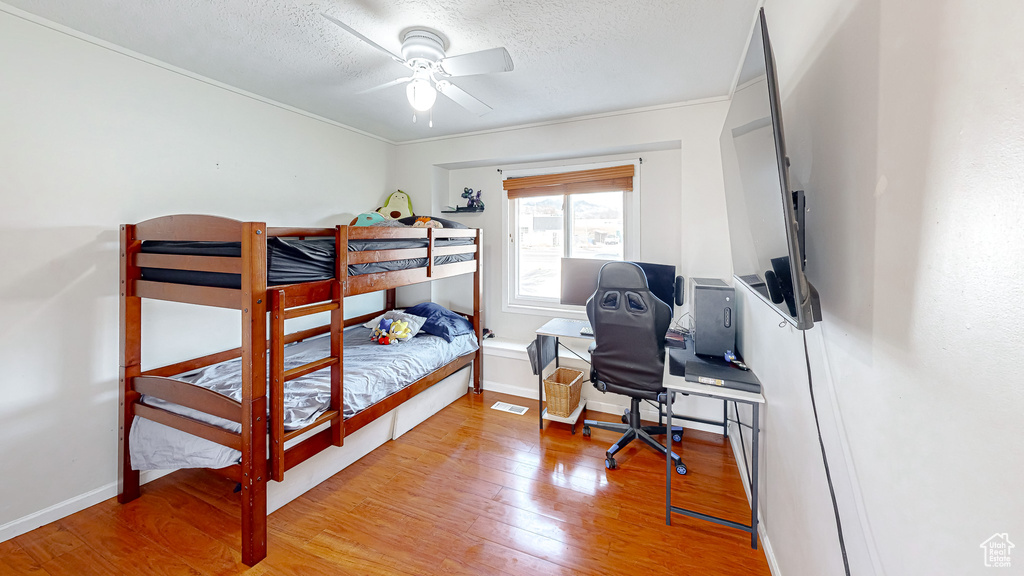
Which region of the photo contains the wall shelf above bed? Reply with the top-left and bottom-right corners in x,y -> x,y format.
441,206 -> 484,213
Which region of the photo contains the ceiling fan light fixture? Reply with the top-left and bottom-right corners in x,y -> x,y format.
406,77 -> 437,112
322,16 -> 510,118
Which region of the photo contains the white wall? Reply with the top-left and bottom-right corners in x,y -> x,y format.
732,1 -> 1024,574
0,9 -> 393,538
392,102 -> 735,424
13,4 -> 1019,573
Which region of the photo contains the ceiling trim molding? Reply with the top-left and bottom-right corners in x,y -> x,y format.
395,94 -> 731,146
0,2 -> 398,145
435,140 -> 681,171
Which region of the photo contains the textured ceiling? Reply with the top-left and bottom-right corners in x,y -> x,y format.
4,0 -> 760,143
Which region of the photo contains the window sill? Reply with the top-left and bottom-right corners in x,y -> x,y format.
502,302 -> 589,320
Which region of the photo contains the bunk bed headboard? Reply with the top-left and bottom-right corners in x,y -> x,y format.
121,214 -> 271,562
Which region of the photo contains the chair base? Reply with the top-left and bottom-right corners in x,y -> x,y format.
584,397 -> 686,473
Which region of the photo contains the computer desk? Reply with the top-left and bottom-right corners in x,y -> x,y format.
534,318 -> 594,432
535,318 -> 764,549
662,345 -> 765,549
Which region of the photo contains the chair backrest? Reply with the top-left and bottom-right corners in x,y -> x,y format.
586,261 -> 671,393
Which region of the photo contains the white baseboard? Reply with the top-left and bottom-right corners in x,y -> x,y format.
0,469 -> 171,543
728,420 -> 780,576
482,378 -> 539,399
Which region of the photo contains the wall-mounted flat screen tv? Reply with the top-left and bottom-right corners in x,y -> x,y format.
720,8 -> 820,329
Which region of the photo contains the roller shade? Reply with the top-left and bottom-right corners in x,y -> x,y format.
503,165 -> 634,199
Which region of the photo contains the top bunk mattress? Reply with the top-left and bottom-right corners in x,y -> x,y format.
139,236 -> 474,288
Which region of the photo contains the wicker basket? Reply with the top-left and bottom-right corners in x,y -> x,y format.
543,367 -> 584,417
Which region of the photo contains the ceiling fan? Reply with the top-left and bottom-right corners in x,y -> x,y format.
322,14 -> 514,125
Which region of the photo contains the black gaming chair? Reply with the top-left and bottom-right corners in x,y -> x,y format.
582,261 -> 686,474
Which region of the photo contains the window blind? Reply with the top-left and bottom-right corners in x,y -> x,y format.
502,165 -> 634,199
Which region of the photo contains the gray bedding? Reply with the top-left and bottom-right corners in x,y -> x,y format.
129,326 -> 478,470
140,236 -> 476,287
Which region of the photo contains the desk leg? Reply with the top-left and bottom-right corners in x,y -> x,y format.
537,335 -> 544,430
750,401 -> 760,549
665,391 -> 673,526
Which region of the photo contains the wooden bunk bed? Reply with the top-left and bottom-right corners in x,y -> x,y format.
118,214 -> 483,565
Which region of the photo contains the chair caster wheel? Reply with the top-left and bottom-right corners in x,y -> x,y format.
605,457 -> 617,470
672,433 -> 682,443
582,425 -> 591,437
621,409 -> 630,424
676,464 -> 687,475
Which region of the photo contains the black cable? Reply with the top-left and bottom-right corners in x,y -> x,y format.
803,331 -> 851,576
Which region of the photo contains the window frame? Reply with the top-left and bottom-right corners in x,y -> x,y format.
501,159 -> 642,318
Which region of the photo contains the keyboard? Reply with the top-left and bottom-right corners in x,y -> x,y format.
579,324 -> 594,337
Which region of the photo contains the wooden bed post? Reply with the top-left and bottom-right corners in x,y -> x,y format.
240,222 -> 268,565
118,224 -> 142,503
473,229 -> 483,393
332,225 -> 347,447
269,289 -> 286,482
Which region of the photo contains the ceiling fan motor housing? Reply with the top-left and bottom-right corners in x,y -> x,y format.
401,30 -> 446,63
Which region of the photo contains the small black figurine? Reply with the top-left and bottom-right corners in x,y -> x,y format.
461,187 -> 485,210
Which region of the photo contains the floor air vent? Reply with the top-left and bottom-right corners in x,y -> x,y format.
490,401 -> 529,415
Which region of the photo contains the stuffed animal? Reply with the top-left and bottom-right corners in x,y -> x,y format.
412,216 -> 443,229
370,318 -> 394,344
387,319 -> 413,342
351,212 -> 386,226
376,190 -> 414,220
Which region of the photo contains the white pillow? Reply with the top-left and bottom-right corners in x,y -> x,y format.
363,313 -> 388,329
363,310 -> 427,340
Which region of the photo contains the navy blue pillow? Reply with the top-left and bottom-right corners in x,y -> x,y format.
404,302 -> 474,343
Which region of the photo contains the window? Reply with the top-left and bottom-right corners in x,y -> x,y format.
503,162 -> 639,314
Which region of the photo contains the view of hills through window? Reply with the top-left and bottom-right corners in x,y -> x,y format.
516,191 -> 624,300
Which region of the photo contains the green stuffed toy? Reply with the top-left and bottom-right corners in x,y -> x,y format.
351,212 -> 387,226
376,190 -> 414,220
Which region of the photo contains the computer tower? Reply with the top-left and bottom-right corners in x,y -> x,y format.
691,278 -> 735,357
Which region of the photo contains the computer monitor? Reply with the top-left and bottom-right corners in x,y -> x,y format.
560,257 -> 677,316
559,258 -> 612,306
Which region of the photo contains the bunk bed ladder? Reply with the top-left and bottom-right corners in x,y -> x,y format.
268,286 -> 344,482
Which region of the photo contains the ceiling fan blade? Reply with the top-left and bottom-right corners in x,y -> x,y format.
321,13 -> 406,64
437,82 -> 493,116
438,47 -> 514,77
357,77 -> 411,94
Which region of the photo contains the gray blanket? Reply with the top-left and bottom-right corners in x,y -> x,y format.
129,326 -> 477,470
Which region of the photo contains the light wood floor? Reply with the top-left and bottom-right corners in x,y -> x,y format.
1,390 -> 770,575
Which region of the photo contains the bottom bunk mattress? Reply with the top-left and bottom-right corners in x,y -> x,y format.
129,326 -> 478,471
